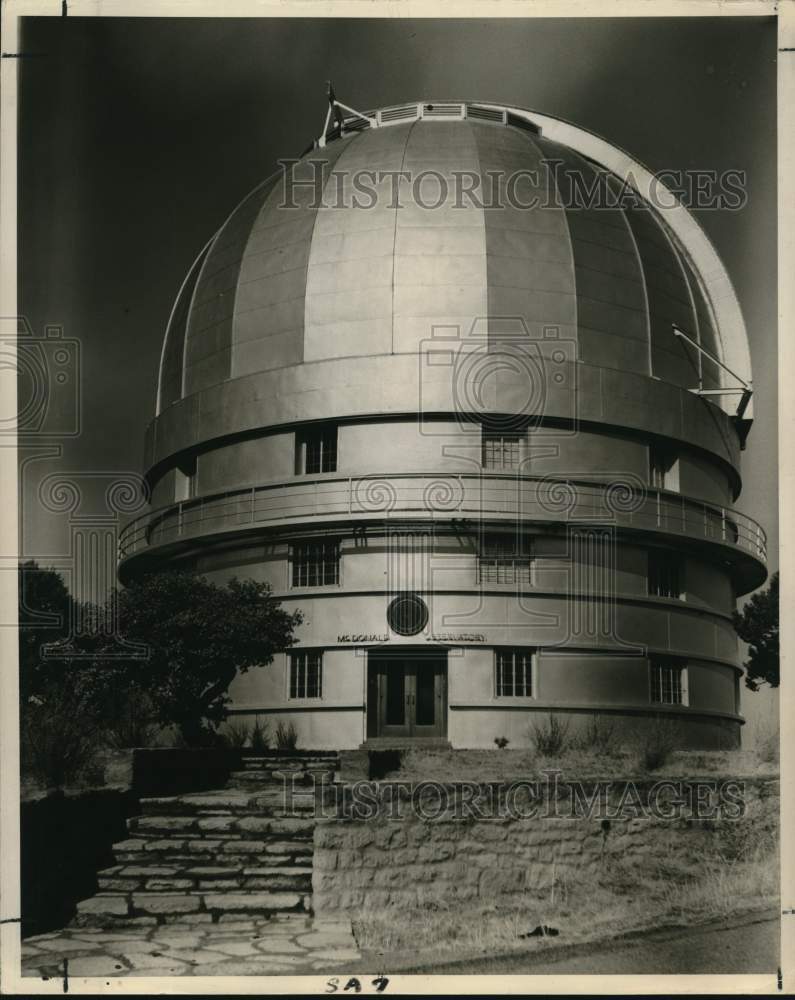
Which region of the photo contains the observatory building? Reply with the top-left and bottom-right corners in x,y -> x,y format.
120,100 -> 767,750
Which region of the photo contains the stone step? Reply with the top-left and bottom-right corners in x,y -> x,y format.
237,771 -> 335,784
241,753 -> 338,762
242,761 -> 337,772
136,791 -> 318,815
242,753 -> 337,762
128,814 -> 316,837
114,834 -> 312,856
227,771 -> 335,793
142,803 -> 317,820
228,770 -> 327,786
138,800 -> 317,820
113,849 -> 299,866
133,789 -> 329,815
74,889 -> 309,927
113,841 -> 313,867
97,863 -> 313,893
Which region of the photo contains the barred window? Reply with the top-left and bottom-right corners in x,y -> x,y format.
495,649 -> 534,697
650,659 -> 687,706
289,651 -> 323,699
482,429 -> 523,470
291,541 -> 340,587
297,424 -> 337,474
479,533 -> 534,584
648,550 -> 682,599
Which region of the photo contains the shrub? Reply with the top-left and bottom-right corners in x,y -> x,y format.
638,716 -> 680,771
714,798 -> 778,864
250,717 -> 271,752
275,720 -> 298,750
22,688 -> 104,789
755,721 -> 779,765
103,687 -> 160,749
494,736 -> 510,749
531,715 -> 570,757
223,718 -> 253,749
577,714 -> 621,755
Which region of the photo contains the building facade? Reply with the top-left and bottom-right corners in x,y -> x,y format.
120,101 -> 767,749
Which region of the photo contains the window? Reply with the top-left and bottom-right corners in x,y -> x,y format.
495,648 -> 534,697
296,424 -> 337,474
482,428 -> 524,470
175,455 -> 197,502
649,445 -> 679,491
648,550 -> 683,599
291,540 -> 340,587
650,659 -> 688,706
479,533 -> 534,584
289,651 -> 323,699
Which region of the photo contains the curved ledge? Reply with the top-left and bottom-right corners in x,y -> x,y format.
224,701 -> 742,727
448,701 -> 743,725
228,703 -> 365,714
143,357 -> 743,488
118,471 -> 767,592
274,586 -> 737,627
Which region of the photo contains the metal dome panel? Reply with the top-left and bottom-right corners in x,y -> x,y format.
155,102 -> 752,422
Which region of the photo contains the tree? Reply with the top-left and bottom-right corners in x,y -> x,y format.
99,572 -> 301,746
17,560 -> 74,699
733,571 -> 779,691
18,562 -> 107,787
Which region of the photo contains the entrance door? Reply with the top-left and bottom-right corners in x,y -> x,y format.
367,652 -> 447,739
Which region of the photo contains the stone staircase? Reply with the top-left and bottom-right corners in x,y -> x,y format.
73,751 -> 339,928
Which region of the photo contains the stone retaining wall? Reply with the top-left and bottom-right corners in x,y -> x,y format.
312,777 -> 778,913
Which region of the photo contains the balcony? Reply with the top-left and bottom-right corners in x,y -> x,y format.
118,472 -> 767,590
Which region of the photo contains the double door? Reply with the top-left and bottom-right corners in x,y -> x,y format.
368,652 -> 447,739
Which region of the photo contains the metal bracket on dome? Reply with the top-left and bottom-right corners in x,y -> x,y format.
672,324 -> 754,443
317,81 -> 379,148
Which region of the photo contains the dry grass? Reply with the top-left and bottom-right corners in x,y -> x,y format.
275,720 -> 299,749
222,718 -> 253,748
754,721 -> 780,766
636,717 -> 680,771
659,852 -> 778,924
352,835 -> 779,963
385,747 -> 778,783
530,715 -> 572,757
353,741 -> 779,963
250,716 -> 271,752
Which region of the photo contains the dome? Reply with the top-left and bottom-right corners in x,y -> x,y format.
156,101 -> 746,417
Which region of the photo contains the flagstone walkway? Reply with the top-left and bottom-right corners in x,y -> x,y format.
21,914 -> 363,978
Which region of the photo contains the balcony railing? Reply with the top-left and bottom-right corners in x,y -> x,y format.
118,472 -> 767,568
